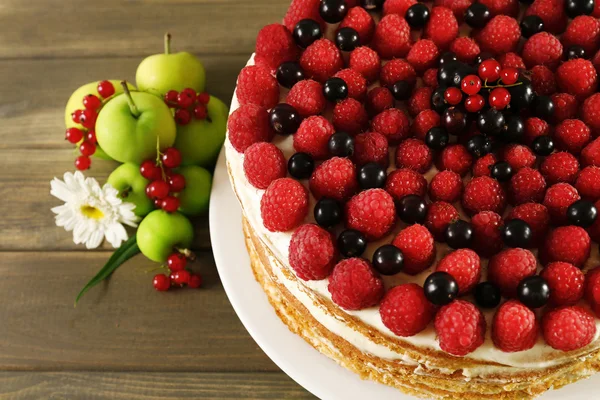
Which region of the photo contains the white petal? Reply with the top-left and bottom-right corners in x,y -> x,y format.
85,229 -> 104,249
50,178 -> 74,203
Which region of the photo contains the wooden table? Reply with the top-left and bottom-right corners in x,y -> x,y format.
0,1 -> 315,398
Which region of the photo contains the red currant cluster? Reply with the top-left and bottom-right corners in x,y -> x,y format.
444,59 -> 520,114
152,252 -> 202,291
164,88 -> 210,125
140,147 -> 185,213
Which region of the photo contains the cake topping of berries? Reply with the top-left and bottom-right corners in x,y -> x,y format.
328,258 -> 384,310
345,189 -> 396,241
380,283 -> 434,337
543,306 -> 596,351
260,178 -> 309,232
289,223 -> 337,280
492,300 -> 539,352
435,300 -> 486,356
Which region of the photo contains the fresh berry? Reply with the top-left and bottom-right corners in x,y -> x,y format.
299,38 -> 344,83
541,262 -> 585,306
576,166 -> 600,200
320,0 -> 348,24
288,152 -> 315,179
461,74 -> 482,95
160,196 -> 180,213
489,87 -> 511,110
392,224 -> 435,275
332,98 -> 368,134
552,92 -> 579,124
502,144 -> 536,172
289,223 -> 336,280
236,65 -> 280,109
488,248 -> 537,297
372,244 -> 404,275
501,218 -> 533,248
293,19 -> 322,49
582,93 -> 600,135
396,139 -> 433,173
471,211 -> 504,257
429,170 -> 463,203
323,77 -> 348,102
366,87 -> 394,116
464,3 -> 491,28
284,0 -> 325,32
507,202 -> 550,246
334,68 -> 367,101
531,65 -> 557,96
475,282 -> 502,309
492,300 -> 538,352
349,47 -> 381,83
582,138 -> 600,167
408,87 -> 433,117
346,189 -> 396,240
140,160 -> 162,181
542,225 -> 591,267
75,155 -> 91,171
396,195 -> 428,224
543,182 -> 581,225
509,167 -> 547,205
380,283 -> 434,337
276,62 -> 305,89
286,79 -> 326,117
293,116 -> 335,159
260,178 -> 309,232
309,157 -> 357,201
153,274 -> 170,291
380,59 -> 417,89
227,104 -> 274,153
352,131 -> 389,167
405,3 -> 431,29
338,229 -> 367,258
567,199 -> 599,227
437,144 -> 473,177
168,174 -> 186,193
407,39 -> 440,73
146,181 -> 170,200
540,152 -> 580,185
444,87 -> 462,106
425,201 -> 459,241
556,58 -> 598,99
462,176 -> 507,215
524,117 -> 550,146
436,249 -> 481,295
328,131 -> 354,158
372,14 -> 412,59
542,306 -> 596,351
525,0 -> 568,34
522,32 -> 563,69
243,142 -> 286,189
423,68 -> 439,87
477,108 -> 505,136
314,198 -> 343,228
174,109 -> 191,125
472,153 -> 498,177
328,258 -> 384,310
562,16 -> 600,55
338,6 -> 376,43
449,37 -> 480,64
585,266 -> 600,316
500,68 -> 519,85
383,0 -> 417,16
424,7 -> 459,50
269,104 -> 302,136
435,300 -> 486,356
97,81 -> 115,99
565,0 -> 595,18
475,15 -> 520,55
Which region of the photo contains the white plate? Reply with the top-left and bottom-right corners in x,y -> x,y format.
209,148 -> 600,400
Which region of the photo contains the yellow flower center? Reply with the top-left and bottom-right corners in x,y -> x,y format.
80,205 -> 104,220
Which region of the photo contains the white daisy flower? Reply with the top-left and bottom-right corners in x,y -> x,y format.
50,171 -> 139,249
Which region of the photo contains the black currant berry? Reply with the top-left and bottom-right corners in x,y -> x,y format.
335,27 -> 360,51
473,52 -> 494,68
465,3 -> 491,29
314,198 -> 343,228
439,51 -> 458,67
520,15 -> 544,38
565,0 -> 595,18
338,229 -> 367,258
533,95 -> 555,121
276,62 -> 305,89
567,199 -> 598,228
532,135 -> 554,156
323,77 -> 349,102
293,19 -> 322,49
438,61 -> 461,87
372,244 -> 404,275
431,86 -> 449,114
466,135 -> 493,158
405,3 -> 430,29
425,127 -> 450,150
391,80 -> 414,100
509,78 -> 535,109
288,152 -> 314,179
328,131 -> 354,157
397,195 -> 428,224
474,282 -> 502,309
501,218 -> 532,248
500,115 -> 525,142
270,103 -> 302,135
444,220 -> 473,249
567,45 -> 586,60
477,108 -> 505,135
519,0 -> 534,4
358,162 -> 387,190
517,276 -> 550,309
490,161 -> 513,182
442,107 -> 468,135
424,272 -> 459,306
320,0 -> 348,23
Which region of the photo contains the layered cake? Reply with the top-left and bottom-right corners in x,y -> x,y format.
225,0 -> 600,397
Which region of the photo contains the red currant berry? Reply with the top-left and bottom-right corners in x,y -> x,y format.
465,94 -> 485,113
79,141 -> 97,156
489,87 -> 511,109
154,199 -> 162,208
461,75 -> 482,95
188,274 -> 203,289
174,109 -> 192,125
177,91 -> 195,108
87,130 -> 97,144
181,88 -> 197,102
193,104 -> 207,120
146,180 -> 170,200
168,173 -> 186,192
97,80 -> 115,99
79,109 -> 97,129
444,87 -> 463,105
82,94 -> 102,111
167,253 -> 187,272
153,274 -> 170,291
500,68 -> 519,85
171,269 -> 191,286
140,160 -> 162,181
75,155 -> 91,170
164,90 -> 179,107
478,59 -> 501,82
196,92 -> 210,104
161,147 -> 182,168
65,127 -> 84,144
71,109 -> 84,124
161,196 -> 180,213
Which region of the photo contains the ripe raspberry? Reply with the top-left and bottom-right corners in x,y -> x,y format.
436,249 -> 481,294
498,52 -> 525,70
384,168 -> 427,203
392,224 -> 436,275
349,46 -> 381,83
289,224 -> 336,280
332,98 -> 369,135
542,226 -> 591,267
425,201 -> 459,240
383,0 -> 418,16
555,119 -> 591,155
472,153 -> 498,177
540,152 -> 580,185
479,0 -> 519,16
407,39 -> 440,73
423,7 -> 458,51
584,266 -> 600,316
228,104 -> 274,153
475,15 -> 520,55
492,300 -> 538,353
436,144 -> 473,176
435,300 -> 486,356
541,262 -> 585,306
243,142 -> 286,189
380,283 -> 434,337
380,59 -> 417,88
525,0 -> 568,34
293,116 -> 335,159
471,211 -> 504,257
328,258 -> 384,310
576,166 -> 600,200
523,118 -> 550,145
255,24 -> 299,70
371,108 -> 411,144
507,202 -> 550,246
338,6 -> 375,44
346,189 -> 396,240
542,306 -> 596,351
502,144 -> 536,171
334,68 -> 367,101
462,176 -> 507,215
423,68 -> 438,87
236,65 -> 279,109
429,170 -> 463,203
588,200 -> 600,242
556,58 -> 598,99
543,183 -> 581,225
449,37 -> 480,64
366,87 -> 394,116
582,138 -> 600,167
299,39 -> 343,83
283,0 -> 324,32
372,14 -> 412,59
408,87 -> 433,117
582,93 -> 600,136
509,167 -> 547,205
260,178 -> 309,232
531,65 -> 557,96
353,131 -> 389,167
522,32 -> 563,69
562,16 -> 600,56
309,157 -> 358,201
594,49 -> 600,75
412,110 -> 441,140
435,0 -> 474,20
551,93 -> 578,124
488,248 -> 537,297
395,139 -> 433,173
286,79 -> 326,117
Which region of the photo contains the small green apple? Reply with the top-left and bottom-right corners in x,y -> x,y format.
136,33 -> 206,96
174,95 -> 228,167
137,210 -> 194,262
95,83 -> 176,164
107,163 -> 154,217
176,165 -> 212,216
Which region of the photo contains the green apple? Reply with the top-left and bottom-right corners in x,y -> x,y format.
176,165 -> 212,216
95,83 -> 176,164
135,33 -> 206,96
137,210 -> 194,262
107,163 -> 153,217
174,95 -> 228,167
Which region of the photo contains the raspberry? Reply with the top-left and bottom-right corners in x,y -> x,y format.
576,166 -> 600,200
255,24 -> 299,70
436,144 -> 473,176
334,68 -> 367,101
531,65 -> 557,96
385,168 -> 427,201
353,131 -> 389,167
228,104 -> 274,153
551,93 -> 578,124
371,108 -> 411,144
236,65 -> 280,109
299,39 -> 344,83
507,202 -> 550,246
488,248 -> 537,297
492,300 -> 538,353
594,49 -> 600,75
288,224 -> 336,280
328,258 -> 384,310
479,0 -> 519,16
542,226 -> 591,267
540,152 -> 580,185
497,52 -> 525,70
472,153 -> 498,177
332,98 -> 369,135
555,119 -> 591,155
423,7 -> 458,51
582,137 -> 600,167
392,224 -> 436,275
502,144 -> 536,171
523,117 -> 550,145
582,93 -> 600,136
383,0 -> 418,16
556,58 -> 598,99
562,16 -> 600,56
260,178 -> 309,232
293,116 -> 335,159
436,249 -> 481,295
449,37 -> 480,64
407,39 -> 440,73
283,0 -> 324,32
462,176 -> 507,215
309,157 -> 358,201
380,283 -> 434,337
543,183 -> 581,225
345,189 -> 396,240
380,58 -> 417,88
286,79 -> 326,117
429,170 -> 463,203
338,6 -> 375,44
541,262 -> 585,306
588,199 -> 600,242
542,306 -> 596,351
522,32 -> 563,69
584,266 -> 600,316
525,0 -> 567,34
509,167 -> 547,205
243,142 -> 286,189
423,68 -> 438,87
349,47 -> 381,83
395,139 -> 433,173
412,110 -> 441,140
435,300 -> 486,356
471,211 -> 504,257
425,201 -> 459,240
372,14 -> 412,59
366,87 -> 394,116
408,87 -> 433,117
435,0 -> 474,20
475,15 -> 520,55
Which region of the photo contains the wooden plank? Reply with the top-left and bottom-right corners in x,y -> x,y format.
0,371 -> 314,399
0,252 -> 279,372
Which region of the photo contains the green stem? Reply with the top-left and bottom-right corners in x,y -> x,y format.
120,81 -> 140,118
164,32 -> 171,55
177,248 -> 196,261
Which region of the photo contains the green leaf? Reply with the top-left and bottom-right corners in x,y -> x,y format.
75,234 -> 140,305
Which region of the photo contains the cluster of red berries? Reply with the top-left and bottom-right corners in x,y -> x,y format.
140,147 -> 185,213
164,88 -> 210,125
66,80 -> 116,171
152,252 -> 202,291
